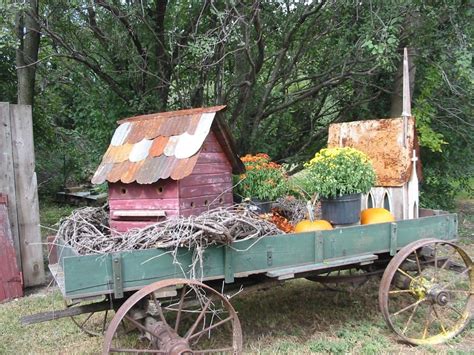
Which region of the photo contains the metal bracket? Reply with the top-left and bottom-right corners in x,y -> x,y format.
390,223 -> 398,256
224,246 -> 234,284
112,253 -> 123,298
267,249 -> 273,267
315,233 -> 324,263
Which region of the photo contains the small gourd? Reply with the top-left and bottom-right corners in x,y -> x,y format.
294,219 -> 333,232
360,208 -> 395,225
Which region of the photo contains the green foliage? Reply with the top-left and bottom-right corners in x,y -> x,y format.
413,68 -> 447,152
0,0 -> 471,204
234,154 -> 289,201
296,147 -> 376,199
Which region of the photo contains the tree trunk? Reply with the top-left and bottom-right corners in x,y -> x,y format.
16,0 -> 40,106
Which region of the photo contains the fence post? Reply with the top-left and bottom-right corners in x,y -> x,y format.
10,104 -> 45,287
0,102 -> 45,287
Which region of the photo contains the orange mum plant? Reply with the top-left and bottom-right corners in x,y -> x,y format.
235,153 -> 289,201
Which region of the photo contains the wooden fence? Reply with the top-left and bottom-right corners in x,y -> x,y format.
0,102 -> 45,287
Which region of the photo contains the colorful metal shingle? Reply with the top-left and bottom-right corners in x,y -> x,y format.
91,106 -> 244,184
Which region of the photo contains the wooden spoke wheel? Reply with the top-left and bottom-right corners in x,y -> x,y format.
103,279 -> 242,354
65,297 -> 115,337
379,238 -> 473,345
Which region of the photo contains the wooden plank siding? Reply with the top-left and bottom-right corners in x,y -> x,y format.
179,131 -> 233,217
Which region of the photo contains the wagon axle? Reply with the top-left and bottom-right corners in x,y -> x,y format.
144,317 -> 192,354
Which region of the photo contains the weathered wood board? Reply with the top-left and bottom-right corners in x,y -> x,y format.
0,102 -> 21,269
0,103 -> 45,287
11,104 -> 45,287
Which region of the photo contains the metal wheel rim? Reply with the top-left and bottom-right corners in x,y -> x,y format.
379,238 -> 473,345
103,278 -> 243,354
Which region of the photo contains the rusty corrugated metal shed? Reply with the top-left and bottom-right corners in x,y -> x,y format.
91,106 -> 244,185
327,117 -> 420,187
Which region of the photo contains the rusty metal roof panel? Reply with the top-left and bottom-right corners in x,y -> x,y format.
91,162 -> 114,185
149,136 -> 169,157
110,122 -> 132,146
186,114 -> 202,135
163,135 -> 180,157
107,161 -> 132,183
158,156 -> 178,180
129,139 -> 153,162
126,121 -> 148,144
170,153 -> 199,180
91,105 -> 244,184
158,115 -> 191,136
327,117 -> 416,187
117,105 -> 226,124
135,156 -> 166,184
144,117 -> 166,140
102,143 -> 134,164
120,161 -> 144,183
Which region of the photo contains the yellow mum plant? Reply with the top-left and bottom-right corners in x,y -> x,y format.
300,147 -> 376,198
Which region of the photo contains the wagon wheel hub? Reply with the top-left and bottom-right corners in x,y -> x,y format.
427,287 -> 450,307
147,318 -> 192,355
409,276 -> 432,300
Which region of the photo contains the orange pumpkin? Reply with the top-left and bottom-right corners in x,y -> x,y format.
294,219 -> 333,232
360,208 -> 395,225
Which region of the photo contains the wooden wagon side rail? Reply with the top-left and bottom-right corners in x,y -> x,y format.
53,213 -> 458,300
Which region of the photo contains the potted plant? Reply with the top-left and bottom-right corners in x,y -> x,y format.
296,147 -> 376,224
235,153 -> 289,212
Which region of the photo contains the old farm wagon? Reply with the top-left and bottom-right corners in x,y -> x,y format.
22,47 -> 472,353
21,105 -> 472,353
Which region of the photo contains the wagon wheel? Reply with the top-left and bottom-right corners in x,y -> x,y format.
103,278 -> 242,354
379,238 -> 473,345
65,297 -> 114,337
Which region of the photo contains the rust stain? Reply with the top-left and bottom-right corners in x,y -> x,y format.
120,160 -> 145,184
117,105 -> 226,124
158,115 -> 192,136
186,114 -> 202,135
107,161 -> 133,183
111,143 -> 134,163
170,153 -> 200,180
328,117 -> 416,187
149,136 -> 169,157
126,121 -> 148,144
144,117 -> 166,140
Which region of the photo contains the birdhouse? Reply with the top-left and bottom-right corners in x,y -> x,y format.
91,106 -> 244,233
327,117 -> 421,220
327,48 -> 421,220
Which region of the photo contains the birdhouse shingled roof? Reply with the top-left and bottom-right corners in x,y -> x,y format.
327,117 -> 421,187
91,106 -> 244,184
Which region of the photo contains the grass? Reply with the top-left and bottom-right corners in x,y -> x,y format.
0,200 -> 472,354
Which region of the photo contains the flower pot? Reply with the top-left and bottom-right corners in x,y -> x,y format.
249,199 -> 272,214
321,193 -> 361,225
